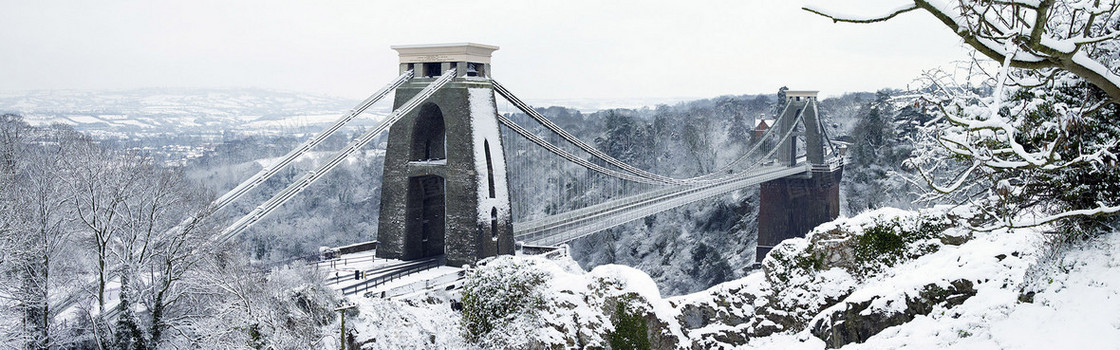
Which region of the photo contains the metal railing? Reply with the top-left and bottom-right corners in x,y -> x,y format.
340,256 -> 444,296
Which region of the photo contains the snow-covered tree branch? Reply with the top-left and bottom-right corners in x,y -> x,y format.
805,0 -> 1120,103
809,1 -> 1120,235
803,4 -> 919,23
904,57 -> 1120,234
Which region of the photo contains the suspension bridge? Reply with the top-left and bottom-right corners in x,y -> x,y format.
51,43 -> 846,312
220,42 -> 844,271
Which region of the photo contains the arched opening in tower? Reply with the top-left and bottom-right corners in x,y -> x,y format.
411,103 -> 446,161
490,207 -> 499,254
406,175 -> 446,259
484,139 -> 496,198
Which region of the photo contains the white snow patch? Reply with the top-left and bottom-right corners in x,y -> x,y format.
66,115 -> 103,124
843,227 -> 1120,349
468,88 -> 511,225
590,264 -> 687,340
111,119 -> 151,128
345,296 -> 471,349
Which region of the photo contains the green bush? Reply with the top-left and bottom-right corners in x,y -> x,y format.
856,223 -> 905,263
794,251 -> 824,272
460,258 -> 549,342
854,216 -> 948,274
609,295 -> 651,350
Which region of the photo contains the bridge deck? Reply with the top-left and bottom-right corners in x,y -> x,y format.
515,163 -> 813,246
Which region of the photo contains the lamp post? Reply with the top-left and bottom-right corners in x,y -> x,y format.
335,303 -> 358,350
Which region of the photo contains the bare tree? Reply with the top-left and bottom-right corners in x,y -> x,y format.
804,0 -> 1120,102
111,161 -> 213,349
1,118 -> 291,349
805,1 -> 1120,233
0,120 -> 84,350
0,114 -> 25,177
66,142 -> 145,313
165,253 -> 337,349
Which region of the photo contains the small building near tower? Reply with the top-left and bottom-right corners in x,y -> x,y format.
753,117 -> 775,138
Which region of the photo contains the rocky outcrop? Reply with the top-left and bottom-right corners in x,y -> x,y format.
671,208 -> 965,348
455,209 -> 987,349
810,279 -> 976,348
602,292 -> 681,350
672,282 -> 786,349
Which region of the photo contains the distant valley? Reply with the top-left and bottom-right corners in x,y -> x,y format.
0,88 -> 377,136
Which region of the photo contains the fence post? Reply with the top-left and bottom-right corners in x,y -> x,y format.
335,303 -> 357,350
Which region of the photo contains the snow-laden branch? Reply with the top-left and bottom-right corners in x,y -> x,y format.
802,3 -> 918,23
919,159 -> 983,193
974,203 -> 1120,231
804,0 -> 1120,102
902,58 -> 1120,231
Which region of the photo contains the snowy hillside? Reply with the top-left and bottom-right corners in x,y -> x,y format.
0,88 -> 371,137
334,207 -> 1120,349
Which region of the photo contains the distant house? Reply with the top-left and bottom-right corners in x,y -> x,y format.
753,118 -> 775,138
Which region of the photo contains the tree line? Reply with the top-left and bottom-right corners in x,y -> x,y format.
0,114 -> 338,349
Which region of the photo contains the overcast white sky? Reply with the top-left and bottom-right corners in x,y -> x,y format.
0,0 -> 971,100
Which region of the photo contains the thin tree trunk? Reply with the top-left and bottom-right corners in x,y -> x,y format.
114,269 -> 145,350
97,248 -> 106,313
21,249 -> 50,350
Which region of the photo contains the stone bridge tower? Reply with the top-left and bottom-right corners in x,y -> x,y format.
756,91 -> 844,262
377,43 -> 514,267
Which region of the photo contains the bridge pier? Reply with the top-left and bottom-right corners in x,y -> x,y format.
756,90 -> 843,263
756,167 -> 843,262
377,43 -> 514,267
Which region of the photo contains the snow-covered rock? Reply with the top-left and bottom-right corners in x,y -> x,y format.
341,207 -> 1120,349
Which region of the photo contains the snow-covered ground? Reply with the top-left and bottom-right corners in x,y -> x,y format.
336,208 -> 1120,349
344,292 -> 469,349
697,208 -> 1120,349
842,226 -> 1120,349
